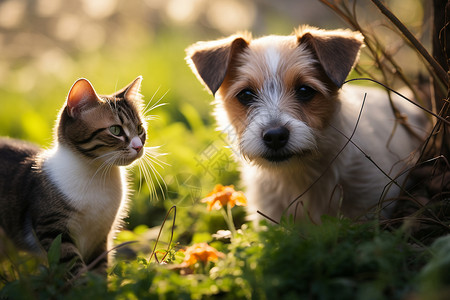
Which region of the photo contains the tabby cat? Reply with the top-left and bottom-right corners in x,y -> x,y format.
0,76 -> 147,276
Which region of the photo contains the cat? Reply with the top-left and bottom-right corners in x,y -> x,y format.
0,76 -> 148,277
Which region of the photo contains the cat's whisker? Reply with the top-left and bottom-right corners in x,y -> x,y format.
100,161 -> 115,187
90,152 -> 117,173
141,153 -> 168,199
146,151 -> 168,196
143,105 -> 167,120
142,86 -> 161,113
141,89 -> 168,125
137,159 -> 157,199
134,147 -> 167,201
143,147 -> 169,167
136,156 -> 155,198
136,163 -> 144,194
145,115 -> 159,122
143,89 -> 168,116
101,153 -> 123,187
143,153 -> 168,171
141,157 -> 166,201
144,101 -> 168,115
89,152 -> 119,183
142,146 -> 168,167
83,153 -> 120,196
90,151 -> 117,164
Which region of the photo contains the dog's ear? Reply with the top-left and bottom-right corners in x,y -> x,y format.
297,28 -> 364,88
186,36 -> 249,95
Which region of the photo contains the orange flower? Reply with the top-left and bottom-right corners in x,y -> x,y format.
201,184 -> 247,211
180,242 -> 225,267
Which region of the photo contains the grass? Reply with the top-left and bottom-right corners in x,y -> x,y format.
2,215 -> 450,299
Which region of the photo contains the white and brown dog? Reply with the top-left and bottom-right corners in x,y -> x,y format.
186,26 -> 427,223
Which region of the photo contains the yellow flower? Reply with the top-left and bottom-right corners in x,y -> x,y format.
180,242 -> 225,267
201,184 -> 247,211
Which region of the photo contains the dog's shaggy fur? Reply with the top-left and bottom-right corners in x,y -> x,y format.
186,26 -> 428,223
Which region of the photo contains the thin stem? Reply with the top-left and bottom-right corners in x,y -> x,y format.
221,205 -> 237,235
148,205 -> 177,263
344,78 -> 450,125
227,203 -> 237,233
285,93 -> 367,214
370,0 -> 448,85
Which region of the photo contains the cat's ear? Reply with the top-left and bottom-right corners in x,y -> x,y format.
67,78 -> 100,118
124,76 -> 143,102
111,76 -> 143,102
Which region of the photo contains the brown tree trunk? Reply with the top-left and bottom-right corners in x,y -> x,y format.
432,0 -> 449,95
431,0 -> 449,159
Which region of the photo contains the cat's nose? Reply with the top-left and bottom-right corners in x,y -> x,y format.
130,137 -> 143,153
133,145 -> 143,153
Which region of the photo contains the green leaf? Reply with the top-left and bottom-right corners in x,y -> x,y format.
192,232 -> 212,243
47,234 -> 62,268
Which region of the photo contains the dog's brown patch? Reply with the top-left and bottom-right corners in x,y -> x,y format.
216,79 -> 249,137
217,35 -> 339,132
186,26 -> 364,137
186,34 -> 251,95
295,26 -> 364,88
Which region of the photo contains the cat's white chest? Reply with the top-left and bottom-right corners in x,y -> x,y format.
43,145 -> 126,259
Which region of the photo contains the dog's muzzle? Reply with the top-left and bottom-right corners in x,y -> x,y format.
263,126 -> 289,150
262,126 -> 293,162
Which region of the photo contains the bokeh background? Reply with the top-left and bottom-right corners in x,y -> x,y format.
0,0 -> 429,232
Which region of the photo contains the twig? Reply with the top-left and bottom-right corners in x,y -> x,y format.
317,0 -> 358,28
331,126 -> 442,218
344,78 -> 450,126
256,210 -> 280,224
283,93 -> 368,216
370,0 -> 449,85
148,205 -> 177,264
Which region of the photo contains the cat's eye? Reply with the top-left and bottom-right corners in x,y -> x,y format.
109,125 -> 124,136
295,85 -> 317,102
236,89 -> 257,106
137,124 -> 144,135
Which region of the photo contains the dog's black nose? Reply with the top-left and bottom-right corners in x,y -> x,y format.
263,126 -> 289,150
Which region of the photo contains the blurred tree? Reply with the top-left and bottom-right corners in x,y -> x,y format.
431,0 -> 449,158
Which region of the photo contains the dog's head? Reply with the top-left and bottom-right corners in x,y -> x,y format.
186,26 -> 363,166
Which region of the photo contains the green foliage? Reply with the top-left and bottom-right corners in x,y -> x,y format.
47,235 -> 62,269
253,218 -> 416,299
417,235 -> 450,299
3,214 -> 448,299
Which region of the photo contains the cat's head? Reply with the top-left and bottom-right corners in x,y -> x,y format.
58,76 -> 147,166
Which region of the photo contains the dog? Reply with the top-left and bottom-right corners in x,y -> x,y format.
186,26 -> 428,223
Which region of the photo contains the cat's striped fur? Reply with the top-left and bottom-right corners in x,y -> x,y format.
0,76 -> 146,277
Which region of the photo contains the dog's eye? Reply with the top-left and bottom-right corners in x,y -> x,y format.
236,89 -> 257,106
295,85 -> 317,102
